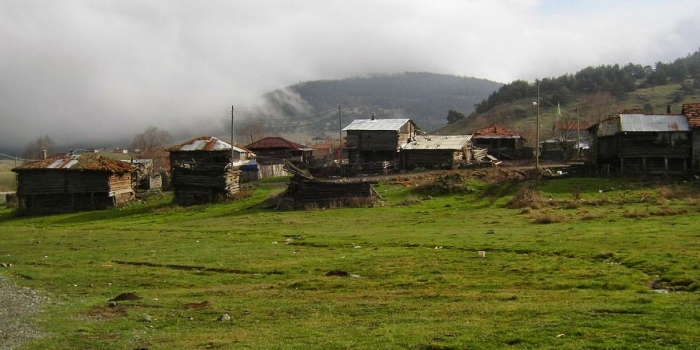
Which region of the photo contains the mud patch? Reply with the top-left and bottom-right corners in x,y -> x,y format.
110,292 -> 141,301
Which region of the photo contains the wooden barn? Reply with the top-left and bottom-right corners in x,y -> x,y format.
471,124 -> 526,160
401,135 -> 472,169
245,137 -> 312,165
280,162 -> 376,209
12,153 -> 136,214
342,117 -> 419,169
589,113 -> 691,175
167,136 -> 252,205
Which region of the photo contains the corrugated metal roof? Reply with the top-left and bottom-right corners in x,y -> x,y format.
13,154 -> 136,173
167,136 -> 249,153
401,135 -> 472,150
342,119 -> 412,131
596,114 -> 690,137
621,114 -> 689,132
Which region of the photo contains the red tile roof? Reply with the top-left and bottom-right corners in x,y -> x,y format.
554,120 -> 596,131
245,136 -> 308,150
682,103 -> 700,127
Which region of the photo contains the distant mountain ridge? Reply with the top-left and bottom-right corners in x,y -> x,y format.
259,72 -> 503,135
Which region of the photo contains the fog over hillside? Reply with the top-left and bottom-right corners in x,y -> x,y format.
1,0 -> 699,154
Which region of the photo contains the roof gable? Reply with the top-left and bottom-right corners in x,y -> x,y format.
167,136 -> 248,153
245,136 -> 309,150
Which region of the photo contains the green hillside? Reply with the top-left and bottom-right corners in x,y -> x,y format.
258,72 -> 503,134
435,50 -> 700,143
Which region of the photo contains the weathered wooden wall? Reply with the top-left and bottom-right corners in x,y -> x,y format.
172,168 -> 241,205
285,177 -> 374,208
15,170 -> 135,213
402,150 -> 466,169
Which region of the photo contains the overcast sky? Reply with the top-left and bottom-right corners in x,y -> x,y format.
1,0 -> 699,153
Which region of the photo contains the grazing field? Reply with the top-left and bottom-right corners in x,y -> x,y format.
0,160 -> 17,191
1,174 -> 700,349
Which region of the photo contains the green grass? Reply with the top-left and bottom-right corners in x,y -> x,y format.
0,160 -> 17,191
1,176 -> 700,349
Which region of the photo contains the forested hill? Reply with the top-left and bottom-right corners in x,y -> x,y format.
434,49 -> 700,138
259,72 -> 502,135
472,49 -> 700,116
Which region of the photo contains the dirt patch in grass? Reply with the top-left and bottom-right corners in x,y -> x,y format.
110,292 -> 141,301
184,301 -> 212,309
325,270 -> 349,277
86,305 -> 128,319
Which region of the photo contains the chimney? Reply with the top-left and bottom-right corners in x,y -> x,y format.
371,114 -> 375,121
42,149 -> 47,159
667,105 -> 671,114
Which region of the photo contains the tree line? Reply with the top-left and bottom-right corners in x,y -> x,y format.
471,49 -> 700,116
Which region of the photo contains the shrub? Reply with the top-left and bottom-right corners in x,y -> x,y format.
508,186 -> 542,209
623,208 -> 649,218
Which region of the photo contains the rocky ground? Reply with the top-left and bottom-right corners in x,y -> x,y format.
0,275 -> 48,350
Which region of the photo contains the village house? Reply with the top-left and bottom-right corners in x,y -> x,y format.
12,153 -> 136,214
342,117 -> 419,170
245,136 -> 312,165
167,136 -> 254,205
401,135 -> 472,169
539,120 -> 595,160
589,113 -> 691,175
471,124 -> 526,160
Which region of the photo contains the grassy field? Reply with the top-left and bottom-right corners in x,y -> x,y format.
1,174 -> 700,349
0,160 -> 17,191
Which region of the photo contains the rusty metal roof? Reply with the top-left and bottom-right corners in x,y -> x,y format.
245,136 -> 310,151
13,153 -> 136,173
167,136 -> 250,153
342,119 -> 414,131
401,135 -> 472,150
472,124 -> 522,139
596,114 -> 689,137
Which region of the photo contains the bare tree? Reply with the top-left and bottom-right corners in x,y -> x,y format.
23,135 -> 56,160
237,120 -> 271,145
132,126 -> 172,171
578,92 -> 620,122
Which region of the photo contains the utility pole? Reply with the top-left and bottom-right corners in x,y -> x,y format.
576,106 -> 580,159
338,106 -> 342,161
231,105 -> 239,167
536,81 -> 540,171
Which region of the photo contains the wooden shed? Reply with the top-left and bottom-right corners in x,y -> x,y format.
12,153 -> 136,214
167,136 -> 252,205
342,117 -> 419,169
401,135 -> 472,169
471,124 -> 526,160
280,162 -> 376,209
590,113 -> 691,174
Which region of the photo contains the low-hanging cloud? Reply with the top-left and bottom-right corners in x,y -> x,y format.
1,0 -> 698,152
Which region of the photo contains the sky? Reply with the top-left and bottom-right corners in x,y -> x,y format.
1,0 -> 699,154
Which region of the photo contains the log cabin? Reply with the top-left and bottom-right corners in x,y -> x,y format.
167,136 -> 253,205
12,153 -> 136,214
